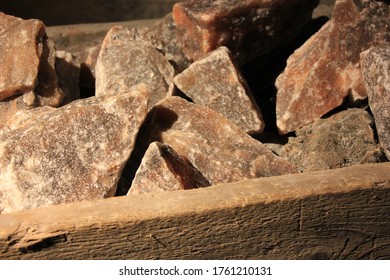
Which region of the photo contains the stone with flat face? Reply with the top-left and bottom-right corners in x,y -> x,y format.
0,86 -> 150,214
0,12 -> 44,101
276,0 -> 390,134
172,0 -> 319,64
95,26 -> 175,109
280,109 -> 384,172
140,97 -> 297,186
128,142 -> 210,195
0,13 -> 63,106
361,46 -> 390,160
174,46 -> 264,134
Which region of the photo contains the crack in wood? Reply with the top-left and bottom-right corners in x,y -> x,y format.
148,234 -> 167,249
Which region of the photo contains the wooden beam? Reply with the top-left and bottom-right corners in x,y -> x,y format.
1,162 -> 390,259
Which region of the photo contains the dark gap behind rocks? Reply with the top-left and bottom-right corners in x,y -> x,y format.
242,16 -> 329,136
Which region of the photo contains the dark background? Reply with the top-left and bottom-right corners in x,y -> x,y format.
0,0 -> 335,26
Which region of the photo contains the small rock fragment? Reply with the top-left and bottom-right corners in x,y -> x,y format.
34,37 -> 64,107
361,46 -> 390,160
55,51 -> 80,105
172,0 -> 319,64
139,97 -> 297,186
95,26 -> 175,109
128,142 -> 210,195
276,0 -> 390,134
0,86 -> 150,214
174,46 -> 264,134
152,13 -> 192,73
280,109 -> 383,172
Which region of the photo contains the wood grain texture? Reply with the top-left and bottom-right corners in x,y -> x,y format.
1,162 -> 389,259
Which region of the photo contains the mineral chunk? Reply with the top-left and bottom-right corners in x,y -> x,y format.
0,86 -> 150,214
361,46 -> 390,160
280,109 -> 383,172
139,96 -> 297,186
172,0 -> 319,64
152,13 -> 192,73
128,142 -> 210,195
34,37 -> 64,107
95,26 -> 175,109
0,12 -> 45,101
174,46 -> 264,134
276,0 -> 390,134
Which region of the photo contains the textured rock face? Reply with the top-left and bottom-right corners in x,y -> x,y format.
0,13 -> 63,132
276,0 -> 390,134
128,142 -> 210,195
280,109 -> 383,172
140,97 -> 297,186
0,86 -> 150,214
152,13 -> 192,73
172,0 -> 319,64
0,12 -> 45,101
95,26 -> 175,109
361,46 -> 390,160
174,47 -> 264,134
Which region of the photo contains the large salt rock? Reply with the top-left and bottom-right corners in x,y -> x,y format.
280,109 -> 384,172
174,46 -> 264,134
172,0 -> 319,64
0,12 -> 44,101
361,46 -> 390,160
276,0 -> 390,134
140,97 -> 297,186
0,86 -> 150,214
128,142 -> 210,195
95,26 -> 175,109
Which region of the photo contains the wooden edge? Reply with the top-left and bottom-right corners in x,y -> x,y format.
1,162 -> 390,259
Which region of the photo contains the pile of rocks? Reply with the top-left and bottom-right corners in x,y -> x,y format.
0,0 -> 388,214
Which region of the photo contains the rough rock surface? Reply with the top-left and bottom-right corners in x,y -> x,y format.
139,96 -> 297,186
276,0 -> 390,134
0,13 -> 63,133
361,46 -> 390,160
172,0 -> 319,64
174,46 -> 264,134
280,109 -> 383,172
0,86 -> 150,214
0,12 -> 45,101
95,26 -> 175,109
152,13 -> 192,73
55,51 -> 80,105
128,142 -> 210,195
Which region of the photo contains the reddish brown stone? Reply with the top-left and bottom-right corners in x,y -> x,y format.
174,46 -> 264,134
128,142 -> 210,195
0,13 -> 45,101
152,13 -> 192,73
276,0 -> 390,134
280,109 -> 384,172
95,26 -> 175,109
361,46 -> 390,160
140,97 -> 297,186
0,86 -> 150,214
172,0 -> 319,64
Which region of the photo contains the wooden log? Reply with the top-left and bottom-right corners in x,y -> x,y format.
1,162 -> 390,259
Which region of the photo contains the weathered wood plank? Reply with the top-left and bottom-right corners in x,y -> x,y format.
1,162 -> 390,259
